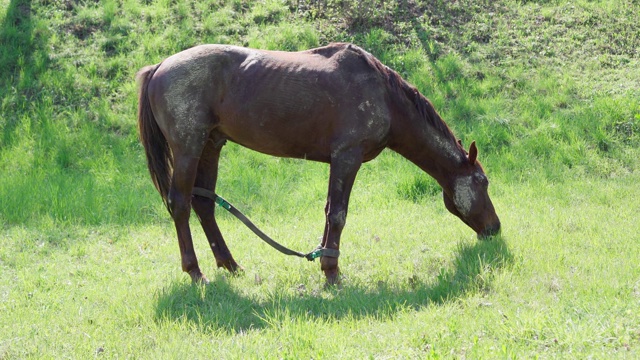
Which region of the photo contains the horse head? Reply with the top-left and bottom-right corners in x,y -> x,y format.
442,141 -> 501,239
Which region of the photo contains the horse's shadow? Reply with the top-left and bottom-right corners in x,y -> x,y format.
154,236 -> 513,333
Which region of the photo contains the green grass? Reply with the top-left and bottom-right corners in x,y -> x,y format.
1,0 -> 639,358
2,175 -> 639,358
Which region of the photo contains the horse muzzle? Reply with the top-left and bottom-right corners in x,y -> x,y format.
478,221 -> 501,239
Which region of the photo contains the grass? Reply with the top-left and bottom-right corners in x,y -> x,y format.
2,175 -> 639,358
1,0 -> 639,358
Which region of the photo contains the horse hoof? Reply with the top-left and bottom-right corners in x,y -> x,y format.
324,277 -> 342,289
217,259 -> 244,276
229,264 -> 245,277
190,271 -> 210,285
323,268 -> 341,288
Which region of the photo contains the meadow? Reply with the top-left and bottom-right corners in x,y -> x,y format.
1,0 -> 639,358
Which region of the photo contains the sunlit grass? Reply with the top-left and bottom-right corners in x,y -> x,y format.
2,176 -> 639,358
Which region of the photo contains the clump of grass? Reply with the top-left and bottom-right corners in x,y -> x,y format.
247,22 -> 318,51
397,176 -> 441,203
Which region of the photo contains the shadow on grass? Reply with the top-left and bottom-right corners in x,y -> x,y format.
154,235 -> 513,333
1,0 -> 38,147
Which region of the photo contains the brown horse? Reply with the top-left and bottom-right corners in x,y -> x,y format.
137,43 -> 500,285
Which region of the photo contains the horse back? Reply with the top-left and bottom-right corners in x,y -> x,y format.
149,44 -> 392,162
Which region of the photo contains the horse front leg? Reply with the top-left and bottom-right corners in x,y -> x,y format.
321,148 -> 363,285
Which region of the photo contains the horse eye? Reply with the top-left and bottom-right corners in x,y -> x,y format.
474,173 -> 488,187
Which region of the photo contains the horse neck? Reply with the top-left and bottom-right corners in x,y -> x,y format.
389,106 -> 467,188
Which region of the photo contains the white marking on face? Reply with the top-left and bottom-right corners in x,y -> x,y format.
358,100 -> 371,112
453,175 -> 475,217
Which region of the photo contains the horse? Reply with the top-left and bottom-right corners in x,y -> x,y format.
136,43 -> 501,285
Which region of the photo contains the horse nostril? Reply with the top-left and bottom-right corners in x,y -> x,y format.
491,222 -> 501,235
478,222 -> 501,239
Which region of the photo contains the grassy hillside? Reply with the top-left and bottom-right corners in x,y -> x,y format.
1,0 -> 638,225
1,0 -> 639,358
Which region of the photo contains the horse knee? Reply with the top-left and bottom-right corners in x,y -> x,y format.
168,190 -> 191,219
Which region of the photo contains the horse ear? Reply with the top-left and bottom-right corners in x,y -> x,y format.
468,141 -> 478,164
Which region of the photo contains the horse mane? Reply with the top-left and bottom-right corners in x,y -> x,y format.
344,44 -> 459,144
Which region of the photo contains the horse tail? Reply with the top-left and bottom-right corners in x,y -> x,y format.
136,64 -> 173,214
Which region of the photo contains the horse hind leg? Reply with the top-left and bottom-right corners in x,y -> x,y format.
161,113 -> 216,284
148,66 -> 222,284
167,152 -> 209,284
191,138 -> 243,274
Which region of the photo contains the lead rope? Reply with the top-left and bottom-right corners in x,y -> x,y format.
192,187 -> 340,261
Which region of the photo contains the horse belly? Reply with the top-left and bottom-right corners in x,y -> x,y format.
215,55 -> 390,161
217,75 -> 341,160
218,95 -> 390,162
218,100 -> 335,161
